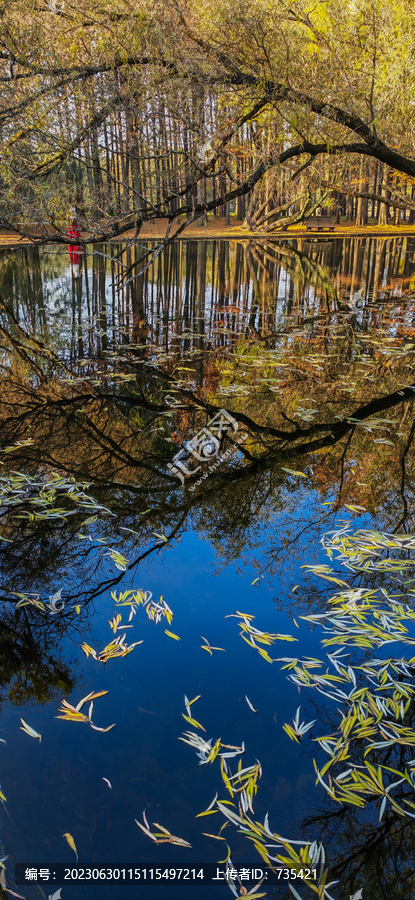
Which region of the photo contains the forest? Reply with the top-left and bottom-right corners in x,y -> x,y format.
2,0 -> 415,241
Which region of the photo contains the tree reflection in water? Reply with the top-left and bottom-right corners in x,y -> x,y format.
0,236 -> 414,897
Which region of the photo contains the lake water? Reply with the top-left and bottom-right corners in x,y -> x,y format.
0,236 -> 414,900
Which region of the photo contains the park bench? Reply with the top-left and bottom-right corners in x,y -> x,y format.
305,215 -> 335,232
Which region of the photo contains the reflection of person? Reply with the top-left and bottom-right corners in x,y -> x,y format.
67,218 -> 82,277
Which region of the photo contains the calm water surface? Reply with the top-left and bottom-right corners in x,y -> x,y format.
0,236 -> 414,899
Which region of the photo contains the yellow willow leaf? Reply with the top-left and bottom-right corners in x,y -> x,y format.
182,714 -> 206,732
257,647 -> 273,663
188,695 -> 201,706
241,634 -> 256,649
81,643 -> 97,659
253,841 -> 271,865
207,739 -> 222,764
283,723 -> 300,743
342,715 -> 357,738
217,844 -> 231,864
63,833 -> 78,863
345,504 -> 366,512
153,823 -> 171,836
81,690 -> 108,703
164,630 -> 180,640
319,758 -> 336,778
220,759 -> 234,797
109,614 -> 122,633
201,833 -> 226,840
57,712 -> 89,722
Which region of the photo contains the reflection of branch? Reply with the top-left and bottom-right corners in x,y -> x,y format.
138,357 -> 415,455
394,418 -> 415,532
330,816 -> 396,881
80,510 -> 188,605
120,216 -> 188,287
337,427 -> 355,506
248,240 -> 339,318
263,508 -> 334,572
304,800 -> 398,884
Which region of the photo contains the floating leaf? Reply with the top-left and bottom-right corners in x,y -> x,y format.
245,695 -> 257,714
201,636 -> 225,654
90,723 -> 115,732
63,833 -> 78,863
20,719 -> 41,742
182,713 -> 206,732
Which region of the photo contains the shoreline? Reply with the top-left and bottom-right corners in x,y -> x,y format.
2,217 -> 415,248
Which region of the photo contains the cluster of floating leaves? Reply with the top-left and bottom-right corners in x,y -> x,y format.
0,471 -> 135,589
200,636 -> 225,655
112,588 -> 178,637
270,532 -> 415,829
81,589 -> 177,664
57,585 -> 183,879
56,690 -> 115,733
8,461 -> 415,899
6,578 -> 178,891
322,526 -> 415,574
177,697 -> 334,899
0,472 -> 113,532
172,528 -> 415,899
15,693 -> 113,881
111,588 -> 170,619
135,811 -> 191,848
266,527 -> 415,896
225,611 -> 297,663
81,634 -> 143,665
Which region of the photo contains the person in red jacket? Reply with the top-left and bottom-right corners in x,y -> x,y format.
68,218 -> 82,275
